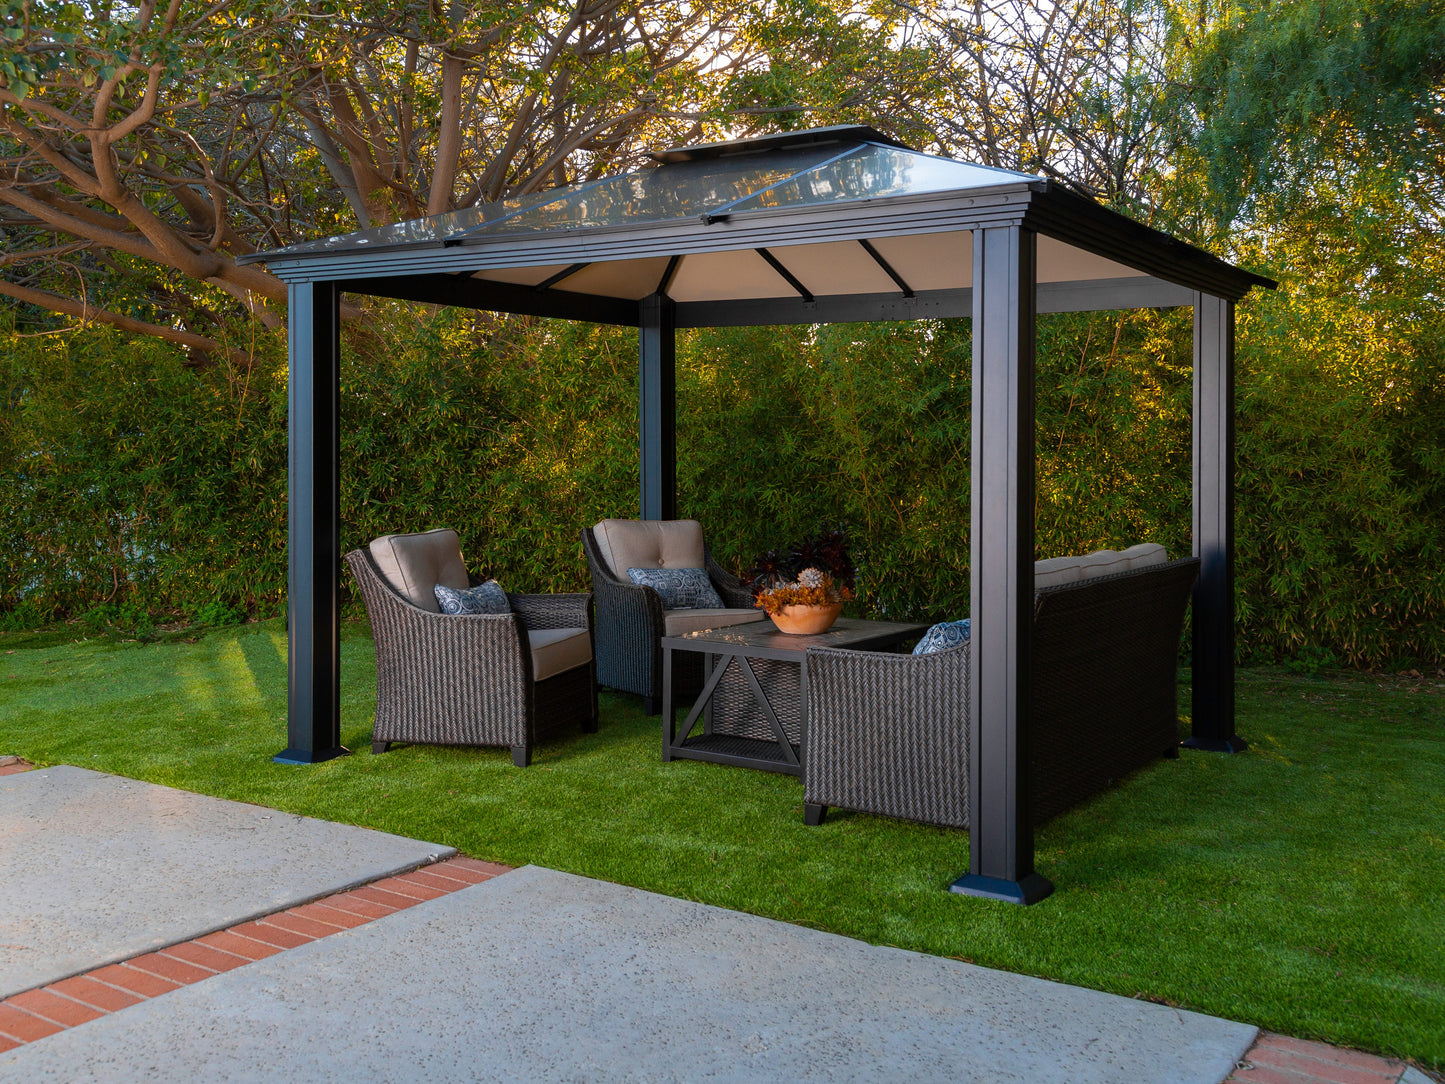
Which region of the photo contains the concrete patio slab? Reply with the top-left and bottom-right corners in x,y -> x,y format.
0,766 -> 452,999
0,865 -> 1258,1083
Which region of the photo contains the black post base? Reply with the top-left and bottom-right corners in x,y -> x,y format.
273,746 -> 350,766
1181,735 -> 1249,754
950,871 -> 1055,905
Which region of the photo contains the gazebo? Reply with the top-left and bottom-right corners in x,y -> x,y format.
240,125 -> 1273,904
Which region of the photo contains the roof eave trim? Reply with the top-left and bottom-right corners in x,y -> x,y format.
241,183 -> 1044,280
1025,184 -> 1276,300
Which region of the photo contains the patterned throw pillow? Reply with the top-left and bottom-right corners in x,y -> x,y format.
434,580 -> 510,615
912,618 -> 970,655
626,567 -> 724,610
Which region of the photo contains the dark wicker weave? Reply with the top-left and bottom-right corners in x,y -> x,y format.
708,657 -> 802,745
580,526 -> 753,713
803,556 -> 1200,828
346,549 -> 598,767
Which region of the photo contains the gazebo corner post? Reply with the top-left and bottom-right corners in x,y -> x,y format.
1185,292 -> 1247,753
952,224 -> 1054,906
638,292 -> 677,521
275,279 -> 349,766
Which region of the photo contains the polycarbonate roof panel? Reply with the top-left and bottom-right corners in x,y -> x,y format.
262,145 -> 849,259
264,185 -> 575,257
463,147 -> 841,236
721,144 -> 1039,216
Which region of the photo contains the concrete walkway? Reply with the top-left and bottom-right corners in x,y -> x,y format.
0,766 -> 452,999
0,765 -> 1431,1083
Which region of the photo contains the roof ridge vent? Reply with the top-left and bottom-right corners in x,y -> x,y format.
649,125 -> 911,164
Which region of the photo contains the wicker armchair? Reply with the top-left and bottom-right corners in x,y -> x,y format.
581,520 -> 758,713
803,555 -> 1201,828
346,545 -> 598,767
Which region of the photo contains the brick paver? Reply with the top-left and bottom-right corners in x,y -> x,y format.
229,920 -> 316,950
370,874 -> 448,901
288,902 -> 371,930
0,1003 -> 64,1043
312,893 -> 398,921
159,941 -> 251,974
0,856 -> 511,1053
46,976 -> 143,1013
87,964 -> 182,999
260,910 -> 347,940
195,929 -> 284,962
124,952 -> 215,986
1229,1032 -> 1423,1084
4,989 -> 104,1028
0,756 -> 35,776
348,884 -> 425,911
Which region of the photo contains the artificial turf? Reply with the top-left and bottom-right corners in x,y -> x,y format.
1,618 -> 1441,1070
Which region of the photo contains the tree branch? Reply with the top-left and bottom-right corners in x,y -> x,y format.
0,277 -> 253,368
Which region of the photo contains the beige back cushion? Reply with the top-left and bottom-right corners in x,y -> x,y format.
369,529 -> 470,612
1119,542 -> 1168,571
1034,543 -> 1169,588
1033,555 -> 1084,589
592,519 -> 706,579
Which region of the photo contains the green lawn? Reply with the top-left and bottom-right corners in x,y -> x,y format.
2,619 -> 1442,1070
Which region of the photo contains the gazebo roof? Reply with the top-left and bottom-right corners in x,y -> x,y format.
242,126 -> 1273,327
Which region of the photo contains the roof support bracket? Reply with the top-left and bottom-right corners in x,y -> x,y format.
756,248 -> 814,303
656,254 -> 682,297
858,239 -> 915,299
535,262 -> 590,291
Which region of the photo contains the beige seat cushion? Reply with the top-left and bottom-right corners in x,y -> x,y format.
527,627 -> 592,682
370,529 -> 469,612
663,608 -> 766,636
592,519 -> 706,579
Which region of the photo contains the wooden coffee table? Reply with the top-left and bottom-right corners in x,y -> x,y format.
660,617 -> 929,775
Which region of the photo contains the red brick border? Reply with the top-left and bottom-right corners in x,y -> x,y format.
1229,1032 -> 1425,1084
0,757 -> 35,777
0,857 -> 512,1053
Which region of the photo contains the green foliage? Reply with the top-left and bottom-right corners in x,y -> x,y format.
1169,0 -> 1445,224
4,288 -> 1440,667
0,317 -> 290,628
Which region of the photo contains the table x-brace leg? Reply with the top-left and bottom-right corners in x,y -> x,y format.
668,652 -> 734,755
736,656 -> 799,768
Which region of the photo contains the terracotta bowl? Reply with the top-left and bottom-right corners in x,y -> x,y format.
770,602 -> 844,635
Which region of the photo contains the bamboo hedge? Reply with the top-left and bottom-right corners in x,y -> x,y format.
2,280 -> 1441,670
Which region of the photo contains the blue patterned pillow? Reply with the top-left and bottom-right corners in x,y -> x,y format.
434,580 -> 510,615
912,618 -> 970,655
626,567 -> 724,610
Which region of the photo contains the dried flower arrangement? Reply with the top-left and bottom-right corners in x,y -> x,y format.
753,566 -> 854,618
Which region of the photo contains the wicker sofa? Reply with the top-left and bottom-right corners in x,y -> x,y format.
346,529 -> 598,767
581,519 -> 760,713
802,547 -> 1201,828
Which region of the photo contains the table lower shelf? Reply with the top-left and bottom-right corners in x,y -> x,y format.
669,733 -> 802,776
